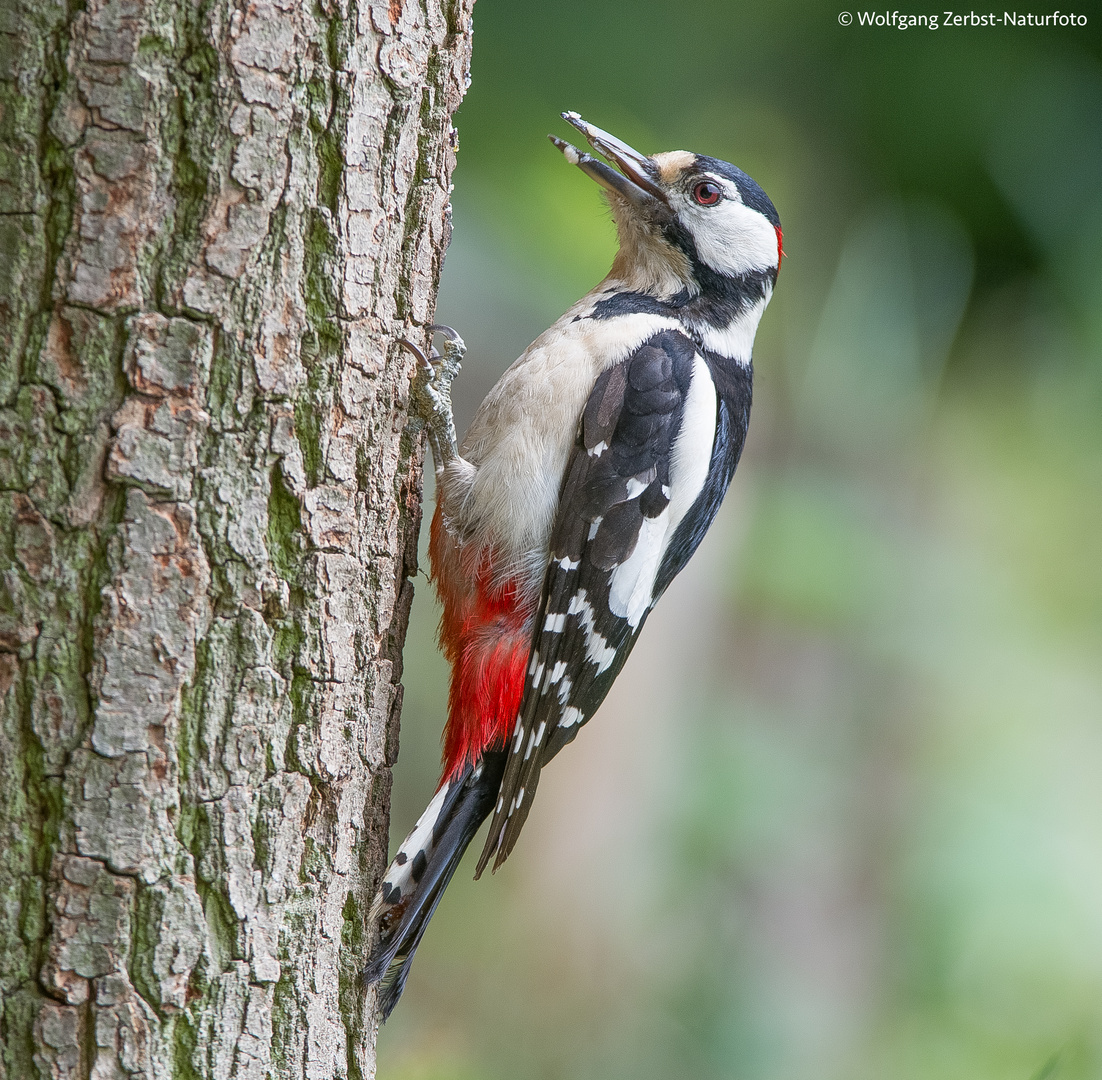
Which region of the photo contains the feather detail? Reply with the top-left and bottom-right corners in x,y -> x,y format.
430,505 -> 537,780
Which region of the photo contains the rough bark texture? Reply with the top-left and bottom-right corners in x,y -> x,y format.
0,0 -> 473,1076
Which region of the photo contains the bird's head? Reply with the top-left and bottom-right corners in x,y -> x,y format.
552,112 -> 782,302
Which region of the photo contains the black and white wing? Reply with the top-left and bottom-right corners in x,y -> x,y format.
475,329 -> 752,875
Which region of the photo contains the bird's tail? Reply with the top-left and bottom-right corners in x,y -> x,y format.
364,751 -> 506,1019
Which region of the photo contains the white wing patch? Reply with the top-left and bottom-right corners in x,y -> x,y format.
608,515 -> 667,628
667,355 -> 718,523
607,354 -> 717,627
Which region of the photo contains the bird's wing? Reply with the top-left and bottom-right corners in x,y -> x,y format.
476,328 -> 748,875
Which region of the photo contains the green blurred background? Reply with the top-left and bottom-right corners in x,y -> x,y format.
378,2 -> 1102,1077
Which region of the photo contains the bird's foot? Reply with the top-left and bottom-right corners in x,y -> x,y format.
401,325 -> 465,474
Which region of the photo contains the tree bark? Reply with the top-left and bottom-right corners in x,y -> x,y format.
0,0 -> 473,1076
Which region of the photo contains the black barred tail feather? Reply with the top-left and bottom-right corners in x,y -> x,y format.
365,751 -> 506,1019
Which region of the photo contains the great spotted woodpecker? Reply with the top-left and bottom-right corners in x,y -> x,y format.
365,112 -> 782,1017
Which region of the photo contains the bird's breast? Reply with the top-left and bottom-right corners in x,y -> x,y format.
444,302 -> 685,578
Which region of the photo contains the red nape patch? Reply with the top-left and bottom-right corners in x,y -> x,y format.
775,226 -> 785,274
439,566 -> 532,784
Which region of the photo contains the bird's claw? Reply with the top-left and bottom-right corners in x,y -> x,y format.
401,326 -> 465,474
428,323 -> 465,351
401,326 -> 465,401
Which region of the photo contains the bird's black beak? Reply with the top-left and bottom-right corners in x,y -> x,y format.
550,112 -> 668,210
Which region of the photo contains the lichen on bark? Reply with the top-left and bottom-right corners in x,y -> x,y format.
0,0 -> 474,1076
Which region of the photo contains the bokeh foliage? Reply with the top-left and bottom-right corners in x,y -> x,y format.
379,2 -> 1102,1077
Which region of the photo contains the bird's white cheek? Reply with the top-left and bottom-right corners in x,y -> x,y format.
690,204 -> 778,277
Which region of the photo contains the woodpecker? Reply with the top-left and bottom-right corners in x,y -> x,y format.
365,112 -> 781,1017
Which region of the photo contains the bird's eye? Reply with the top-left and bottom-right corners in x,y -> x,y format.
693,180 -> 723,206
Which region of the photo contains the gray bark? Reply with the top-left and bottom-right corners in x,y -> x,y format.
0,0 -> 473,1076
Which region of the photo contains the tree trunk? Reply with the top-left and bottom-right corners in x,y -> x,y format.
0,0 -> 473,1076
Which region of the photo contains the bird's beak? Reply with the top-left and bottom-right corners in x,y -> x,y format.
550,112 -> 667,210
